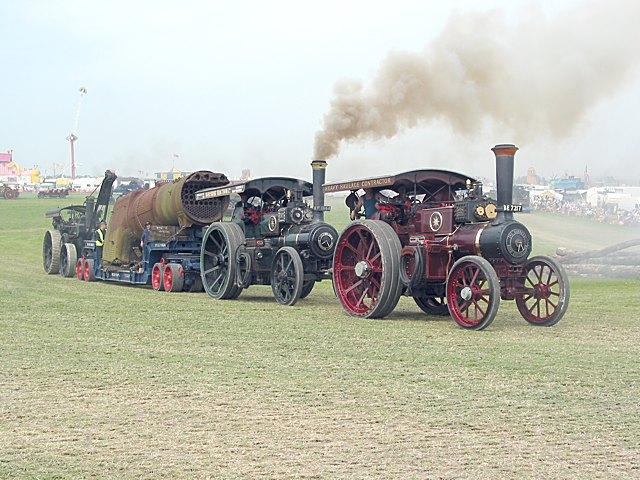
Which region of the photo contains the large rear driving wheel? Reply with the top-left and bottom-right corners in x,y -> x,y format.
333,220 -> 402,318
43,229 -> 62,274
201,223 -> 244,300
515,256 -> 570,326
446,256 -> 500,330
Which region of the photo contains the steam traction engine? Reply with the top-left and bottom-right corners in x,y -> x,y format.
42,170 -> 116,277
327,145 -> 570,329
195,172 -> 337,306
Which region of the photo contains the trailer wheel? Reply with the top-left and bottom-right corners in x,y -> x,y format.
332,220 -> 403,318
300,280 -> 315,299
201,223 -> 244,300
446,256 -> 500,330
59,243 -> 78,277
84,258 -> 95,282
151,263 -> 164,291
43,230 -> 62,274
75,258 -> 85,280
163,264 -> 184,292
515,255 -> 570,326
414,295 -> 449,316
271,247 -> 304,306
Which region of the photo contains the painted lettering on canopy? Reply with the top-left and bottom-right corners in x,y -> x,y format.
323,177 -> 394,193
195,184 -> 246,200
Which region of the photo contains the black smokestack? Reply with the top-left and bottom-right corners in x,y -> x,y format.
492,144 -> 518,223
311,160 -> 327,221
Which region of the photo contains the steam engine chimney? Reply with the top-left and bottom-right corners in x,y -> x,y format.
311,159 -> 327,221
491,144 -> 518,223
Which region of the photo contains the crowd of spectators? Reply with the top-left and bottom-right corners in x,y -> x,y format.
531,197 -> 640,227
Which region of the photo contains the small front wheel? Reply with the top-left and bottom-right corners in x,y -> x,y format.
271,247 -> 304,306
446,256 -> 500,330
515,256 -> 570,326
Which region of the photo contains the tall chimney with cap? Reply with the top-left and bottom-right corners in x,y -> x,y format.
492,144 -> 518,223
311,159 -> 327,221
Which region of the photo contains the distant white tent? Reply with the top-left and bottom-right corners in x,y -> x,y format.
531,189 -> 563,201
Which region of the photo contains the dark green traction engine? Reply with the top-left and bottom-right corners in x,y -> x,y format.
196,163 -> 337,306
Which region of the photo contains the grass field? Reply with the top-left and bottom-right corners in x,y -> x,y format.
1,194 -> 639,478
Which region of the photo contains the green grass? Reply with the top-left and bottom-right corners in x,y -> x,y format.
0,194 -> 639,478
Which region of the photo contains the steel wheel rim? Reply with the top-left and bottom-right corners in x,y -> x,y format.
272,250 -> 297,304
447,262 -> 492,328
334,224 -> 383,316
43,234 -> 53,269
60,248 -> 67,274
518,261 -> 562,323
83,260 -> 90,281
202,228 -> 230,296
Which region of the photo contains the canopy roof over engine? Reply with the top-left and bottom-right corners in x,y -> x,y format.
196,177 -> 313,201
323,169 -> 475,194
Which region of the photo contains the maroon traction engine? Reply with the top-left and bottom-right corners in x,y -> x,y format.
325,144 -> 570,330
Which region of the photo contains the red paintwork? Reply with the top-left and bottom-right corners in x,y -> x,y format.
151,264 -> 163,290
244,207 -> 262,225
75,258 -> 84,280
333,224 -> 383,316
163,265 -> 173,292
83,260 -> 90,282
516,259 -> 562,323
446,260 -> 493,328
335,180 -> 526,298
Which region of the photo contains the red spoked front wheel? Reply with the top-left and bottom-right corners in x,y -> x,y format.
333,220 -> 402,318
516,256 -> 570,326
446,256 -> 500,330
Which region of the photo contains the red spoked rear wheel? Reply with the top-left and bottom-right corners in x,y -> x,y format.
446,256 -> 500,330
333,220 -> 402,318
151,263 -> 164,291
516,256 -> 569,326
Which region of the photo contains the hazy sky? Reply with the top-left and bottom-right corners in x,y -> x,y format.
1,0 -> 639,183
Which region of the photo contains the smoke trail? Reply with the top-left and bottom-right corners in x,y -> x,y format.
313,0 -> 640,161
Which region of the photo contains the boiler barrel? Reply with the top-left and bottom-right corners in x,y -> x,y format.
126,170 -> 230,232
103,170 -> 229,265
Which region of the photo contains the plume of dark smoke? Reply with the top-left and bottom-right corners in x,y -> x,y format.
314,0 -> 640,161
